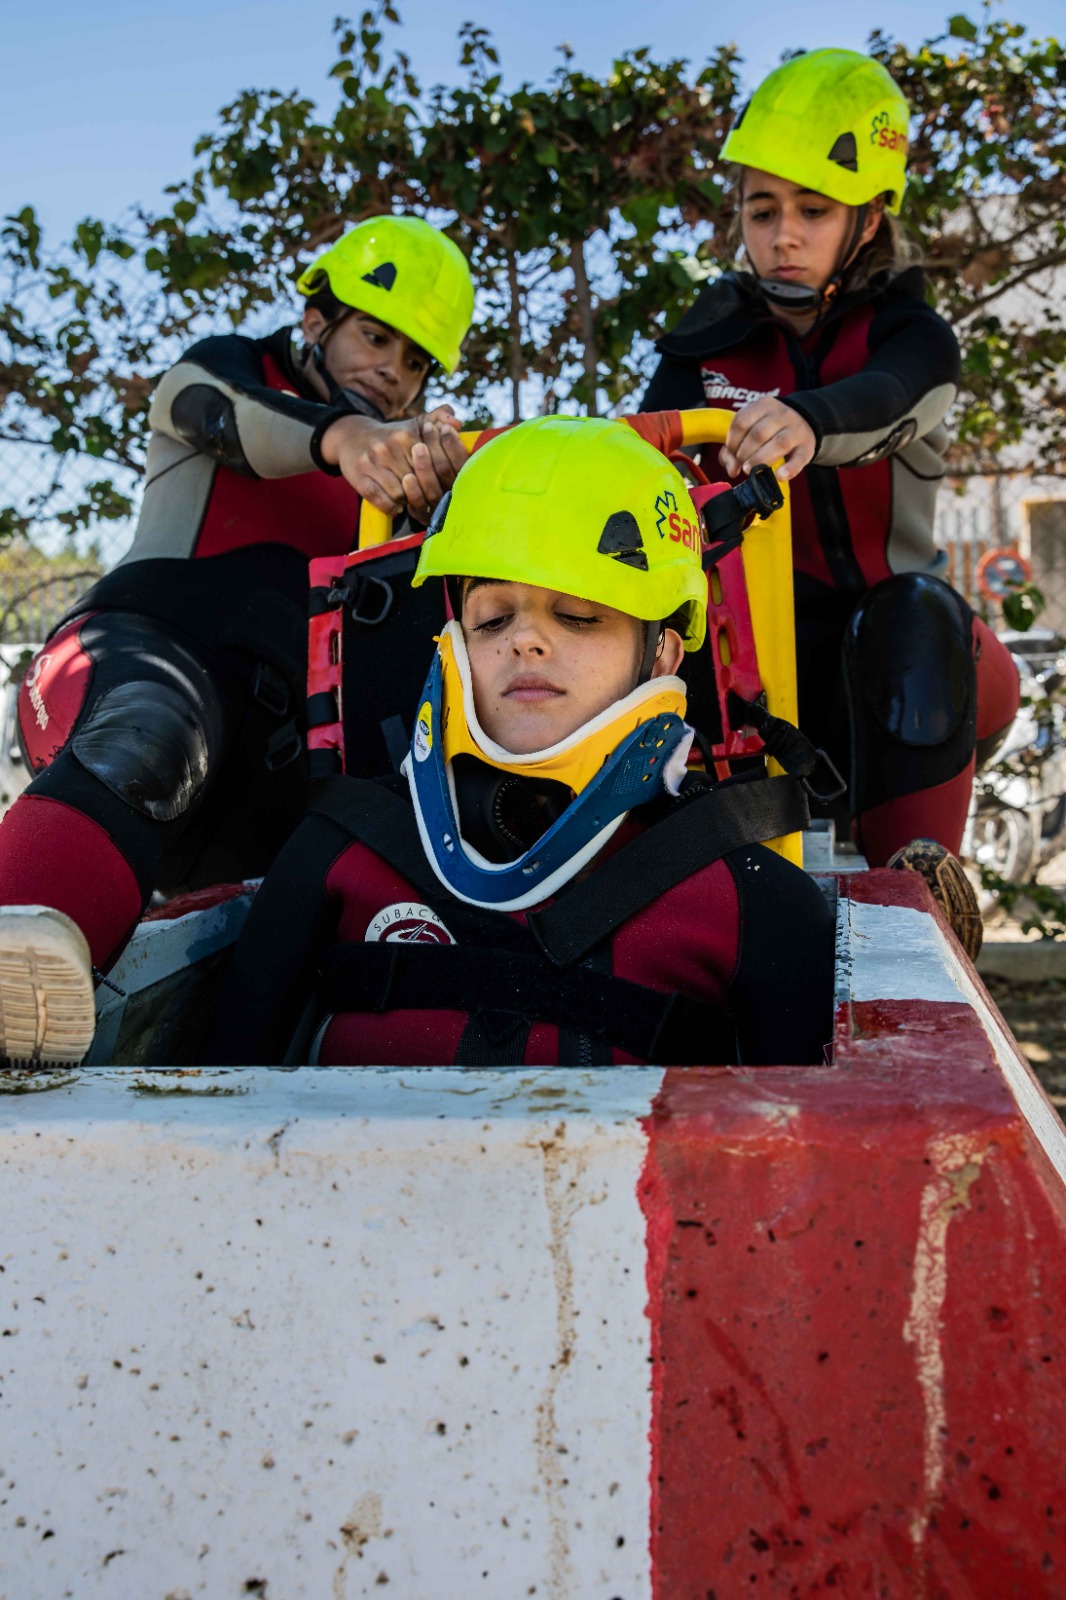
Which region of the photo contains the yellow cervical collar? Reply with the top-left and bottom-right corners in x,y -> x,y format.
430,620 -> 688,795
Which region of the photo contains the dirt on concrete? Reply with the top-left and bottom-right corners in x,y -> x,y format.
975,843 -> 1066,1119
982,974 -> 1066,1117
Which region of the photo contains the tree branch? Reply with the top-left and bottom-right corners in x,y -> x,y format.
569,237 -> 599,417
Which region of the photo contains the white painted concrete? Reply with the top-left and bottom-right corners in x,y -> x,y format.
0,1068 -> 662,1600
842,898 -> 971,1006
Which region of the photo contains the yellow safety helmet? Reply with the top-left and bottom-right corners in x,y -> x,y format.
723,49 -> 910,214
296,215 -> 474,373
413,415 -> 708,651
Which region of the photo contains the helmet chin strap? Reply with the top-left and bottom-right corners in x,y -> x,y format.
308,337 -> 387,421
756,202 -> 869,327
638,621 -> 667,685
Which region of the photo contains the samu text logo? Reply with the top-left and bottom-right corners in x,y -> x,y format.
870,110 -> 907,154
653,491 -> 699,552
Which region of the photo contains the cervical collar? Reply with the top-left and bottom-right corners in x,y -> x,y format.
402,620 -> 693,911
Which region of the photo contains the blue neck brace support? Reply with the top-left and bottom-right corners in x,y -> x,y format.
402,641 -> 692,912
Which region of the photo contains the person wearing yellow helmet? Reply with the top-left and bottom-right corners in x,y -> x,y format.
295,216 -> 473,511
0,216 -> 475,1069
208,416 -> 834,1069
644,50 -> 1018,950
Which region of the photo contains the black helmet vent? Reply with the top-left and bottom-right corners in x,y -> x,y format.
828,132 -> 858,171
598,511 -> 649,571
362,261 -> 398,291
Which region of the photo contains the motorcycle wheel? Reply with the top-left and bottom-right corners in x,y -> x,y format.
970,804 -> 1035,908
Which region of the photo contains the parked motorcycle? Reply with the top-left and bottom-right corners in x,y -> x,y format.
964,628 -> 1066,888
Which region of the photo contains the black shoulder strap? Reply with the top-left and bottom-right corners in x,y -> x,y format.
528,774 -> 809,967
309,775 -> 536,949
311,771 -> 808,971
309,775 -> 442,900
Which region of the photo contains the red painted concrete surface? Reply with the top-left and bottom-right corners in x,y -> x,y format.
640,872 -> 1066,1599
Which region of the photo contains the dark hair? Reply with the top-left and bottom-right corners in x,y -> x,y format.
723,163 -> 920,292
301,281 -> 349,323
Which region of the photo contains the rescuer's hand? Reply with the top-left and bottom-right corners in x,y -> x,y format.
320,406 -> 467,520
720,398 -> 816,483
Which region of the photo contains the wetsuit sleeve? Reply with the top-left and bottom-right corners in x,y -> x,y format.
149,332 -> 349,480
640,352 -> 707,413
203,813 -> 353,1065
784,299 -> 961,469
725,845 -> 835,1066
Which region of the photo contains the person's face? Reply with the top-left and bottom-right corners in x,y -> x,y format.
461,580 -> 684,754
739,169 -> 877,296
302,306 -> 431,418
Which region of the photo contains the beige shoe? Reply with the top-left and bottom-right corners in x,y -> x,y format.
886,839 -> 984,962
0,907 -> 96,1067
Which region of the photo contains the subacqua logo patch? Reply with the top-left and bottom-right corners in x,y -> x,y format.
701,368 -> 781,409
365,903 -> 456,944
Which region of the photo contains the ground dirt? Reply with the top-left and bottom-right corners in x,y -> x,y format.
982,975 -> 1066,1116
981,845 -> 1066,1120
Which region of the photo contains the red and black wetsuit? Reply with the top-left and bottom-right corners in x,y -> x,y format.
0,328 -> 368,970
206,778 -> 836,1068
643,268 -> 1019,863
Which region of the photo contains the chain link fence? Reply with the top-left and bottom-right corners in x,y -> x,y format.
1,235 -> 273,639
0,468 -> 1056,644
2,234 -> 1062,643
1,236 -> 157,574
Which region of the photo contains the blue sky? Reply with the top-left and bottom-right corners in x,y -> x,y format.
3,0 -> 1063,243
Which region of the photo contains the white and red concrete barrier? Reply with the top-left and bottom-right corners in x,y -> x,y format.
1,871 -> 1063,1597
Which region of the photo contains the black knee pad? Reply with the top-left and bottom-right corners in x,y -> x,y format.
843,574 -> 977,812
72,678 -> 215,822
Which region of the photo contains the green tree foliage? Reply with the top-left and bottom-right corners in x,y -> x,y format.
878,14 -> 1066,470
1,5 -> 1064,549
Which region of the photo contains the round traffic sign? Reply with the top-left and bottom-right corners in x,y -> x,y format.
976,547 -> 1032,601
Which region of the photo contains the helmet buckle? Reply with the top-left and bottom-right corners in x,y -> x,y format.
328,570 -> 395,628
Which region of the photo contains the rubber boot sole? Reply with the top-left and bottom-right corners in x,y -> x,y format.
0,907 -> 95,1068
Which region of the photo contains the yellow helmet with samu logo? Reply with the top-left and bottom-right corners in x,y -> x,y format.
406,416 -> 708,911
296,215 -> 474,373
413,415 -> 709,651
722,49 -> 910,215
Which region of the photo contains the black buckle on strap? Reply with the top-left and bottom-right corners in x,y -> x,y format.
251,661 -> 290,718
328,571 -> 394,627
265,719 -> 303,772
802,748 -> 847,804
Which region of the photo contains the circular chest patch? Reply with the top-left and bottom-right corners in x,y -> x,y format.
365,902 -> 456,945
